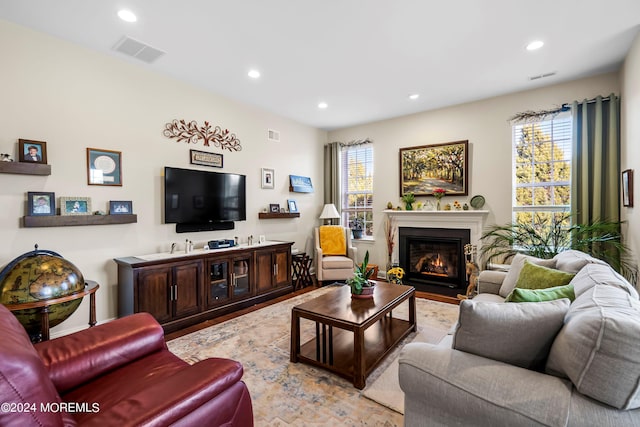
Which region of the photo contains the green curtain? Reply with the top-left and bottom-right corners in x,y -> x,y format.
323,142 -> 341,225
571,94 -> 620,224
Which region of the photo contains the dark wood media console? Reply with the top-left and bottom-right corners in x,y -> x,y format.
115,241 -> 293,333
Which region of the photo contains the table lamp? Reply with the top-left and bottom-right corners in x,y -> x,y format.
319,203 -> 340,225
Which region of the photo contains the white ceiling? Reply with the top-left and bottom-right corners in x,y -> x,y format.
1,1 -> 639,130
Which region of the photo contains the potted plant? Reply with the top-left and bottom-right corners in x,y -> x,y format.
480,213 -> 637,283
347,250 -> 376,298
402,192 -> 416,210
350,217 -> 365,239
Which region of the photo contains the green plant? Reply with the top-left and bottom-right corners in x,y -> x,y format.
480,213 -> 637,283
346,250 -> 375,294
350,217 -> 364,230
401,193 -> 416,204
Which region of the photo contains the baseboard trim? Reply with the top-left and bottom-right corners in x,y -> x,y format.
50,317 -> 116,339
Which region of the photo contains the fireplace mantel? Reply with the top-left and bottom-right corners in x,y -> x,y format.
384,209 -> 489,263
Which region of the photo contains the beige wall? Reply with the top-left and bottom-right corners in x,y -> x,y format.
0,20 -> 326,335
328,73 -> 620,269
621,31 -> 640,270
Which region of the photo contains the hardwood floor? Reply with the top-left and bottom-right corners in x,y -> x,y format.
165,283 -> 459,341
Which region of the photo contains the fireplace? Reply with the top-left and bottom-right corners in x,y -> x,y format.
399,227 -> 470,296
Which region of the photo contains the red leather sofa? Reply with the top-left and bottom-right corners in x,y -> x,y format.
0,304 -> 253,426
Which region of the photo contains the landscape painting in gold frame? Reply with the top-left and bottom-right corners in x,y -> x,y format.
399,140 -> 468,197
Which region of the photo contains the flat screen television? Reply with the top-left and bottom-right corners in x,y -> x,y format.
164,167 -> 246,232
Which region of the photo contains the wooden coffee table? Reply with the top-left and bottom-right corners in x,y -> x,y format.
290,282 -> 416,389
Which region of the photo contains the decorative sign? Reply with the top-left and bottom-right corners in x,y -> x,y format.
190,149 -> 223,168
163,119 -> 242,152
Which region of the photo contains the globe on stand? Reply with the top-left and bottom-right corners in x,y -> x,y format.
0,246 -> 85,341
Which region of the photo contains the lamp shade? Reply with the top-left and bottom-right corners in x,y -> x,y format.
319,203 -> 340,220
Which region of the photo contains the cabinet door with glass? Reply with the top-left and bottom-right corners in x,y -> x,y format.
206,257 -> 231,308
230,253 -> 253,299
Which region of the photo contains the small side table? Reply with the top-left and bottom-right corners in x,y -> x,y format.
5,280 -> 99,342
292,253 -> 313,290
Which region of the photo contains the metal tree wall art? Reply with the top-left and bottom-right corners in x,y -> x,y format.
163,119 -> 242,151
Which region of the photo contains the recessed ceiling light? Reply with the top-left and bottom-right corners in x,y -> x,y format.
117,9 -> 137,23
526,40 -> 544,51
409,94 -> 420,100
247,69 -> 261,79
318,102 -> 328,109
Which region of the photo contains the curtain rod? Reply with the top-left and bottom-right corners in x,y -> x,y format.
510,95 -> 617,122
337,138 -> 372,147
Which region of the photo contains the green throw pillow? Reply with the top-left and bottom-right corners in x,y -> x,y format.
506,283 -> 575,303
514,259 -> 575,290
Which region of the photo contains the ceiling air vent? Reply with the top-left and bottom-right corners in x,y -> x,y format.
529,72 -> 557,81
113,36 -> 165,64
268,129 -> 280,142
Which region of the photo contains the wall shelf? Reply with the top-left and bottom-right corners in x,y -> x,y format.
258,212 -> 300,219
0,162 -> 51,176
23,214 -> 137,228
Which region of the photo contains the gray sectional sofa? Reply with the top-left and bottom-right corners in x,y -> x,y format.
399,250 -> 640,426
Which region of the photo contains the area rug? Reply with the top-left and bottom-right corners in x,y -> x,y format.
167,286 -> 459,426
361,330 -> 448,415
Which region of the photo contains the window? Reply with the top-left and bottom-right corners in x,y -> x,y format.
341,144 -> 373,237
512,115 -> 572,229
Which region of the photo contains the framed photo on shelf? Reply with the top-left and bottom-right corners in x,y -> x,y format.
623,169 -> 634,207
87,148 -> 122,186
110,200 -> 133,215
60,197 -> 92,216
287,199 -> 298,213
269,203 -> 280,213
27,192 -> 55,216
190,149 -> 223,168
399,140 -> 469,197
262,168 -> 275,189
19,139 -> 48,164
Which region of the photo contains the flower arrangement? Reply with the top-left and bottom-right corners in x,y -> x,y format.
432,188 -> 446,210
432,188 -> 446,200
387,266 -> 405,284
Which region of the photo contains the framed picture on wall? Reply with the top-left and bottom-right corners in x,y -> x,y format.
623,169 -> 634,207
262,168 -> 275,189
87,148 -> 122,186
399,140 -> 469,197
